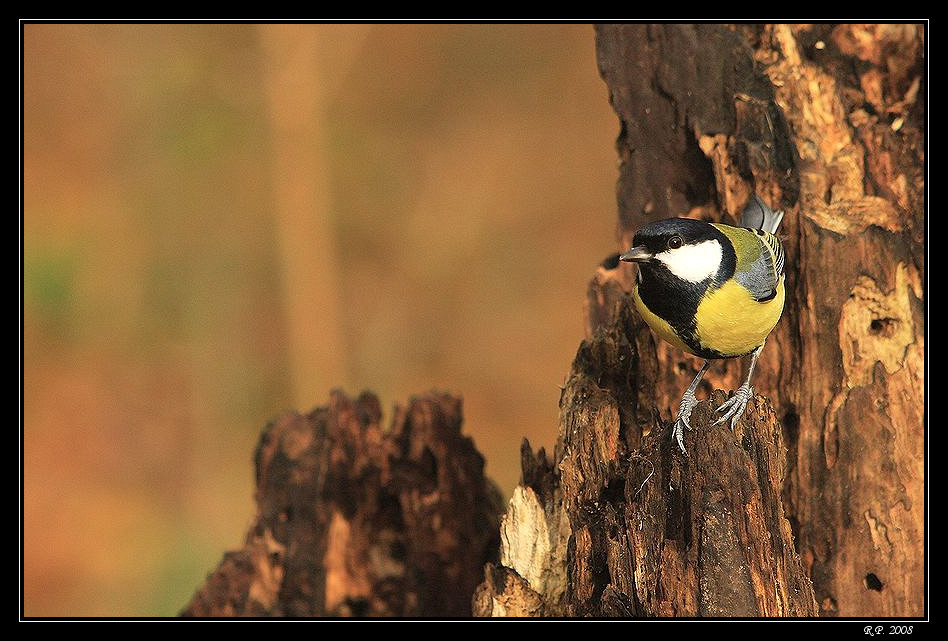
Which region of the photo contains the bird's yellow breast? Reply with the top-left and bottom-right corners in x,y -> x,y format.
694,277 -> 785,357
632,276 -> 785,358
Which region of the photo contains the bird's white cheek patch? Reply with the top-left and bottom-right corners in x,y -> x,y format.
655,240 -> 723,283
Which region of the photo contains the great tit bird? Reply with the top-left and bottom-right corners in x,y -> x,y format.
619,195 -> 785,453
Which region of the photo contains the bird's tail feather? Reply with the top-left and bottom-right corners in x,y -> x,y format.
740,194 -> 784,234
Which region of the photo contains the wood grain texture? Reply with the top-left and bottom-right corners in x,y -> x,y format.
476,22 -> 922,619
594,24 -> 924,617
475,288 -> 817,616
182,391 -> 502,617
181,24 -> 923,619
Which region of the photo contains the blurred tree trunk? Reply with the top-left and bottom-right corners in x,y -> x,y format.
475,23 -> 923,618
260,25 -> 370,408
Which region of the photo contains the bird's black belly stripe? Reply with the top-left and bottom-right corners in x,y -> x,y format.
637,262 -> 738,360
638,264 -> 705,351
689,344 -> 732,360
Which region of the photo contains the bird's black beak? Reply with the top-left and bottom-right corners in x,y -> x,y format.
619,246 -> 653,263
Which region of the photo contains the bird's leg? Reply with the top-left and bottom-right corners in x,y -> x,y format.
713,343 -> 764,429
672,359 -> 711,454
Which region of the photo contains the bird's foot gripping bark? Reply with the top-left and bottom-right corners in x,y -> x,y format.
713,384 -> 754,430
672,389 -> 701,454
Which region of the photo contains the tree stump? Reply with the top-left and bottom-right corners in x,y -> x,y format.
182,391 -> 502,617
475,23 -> 923,618
596,23 -> 924,617
182,24 -> 923,619
474,271 -> 818,616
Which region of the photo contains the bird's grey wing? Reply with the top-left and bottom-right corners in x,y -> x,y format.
735,231 -> 782,302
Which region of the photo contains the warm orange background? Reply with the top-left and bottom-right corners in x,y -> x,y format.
23,23 -> 618,616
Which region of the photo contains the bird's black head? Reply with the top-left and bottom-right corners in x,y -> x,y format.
619,218 -> 737,356
619,217 -> 734,286
629,218 -> 722,257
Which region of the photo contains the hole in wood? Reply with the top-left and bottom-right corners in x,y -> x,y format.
681,124 -> 716,207
869,317 -> 897,337
421,446 -> 439,484
820,596 -> 839,614
601,477 -> 626,505
783,407 -> 800,443
699,380 -> 713,398
601,253 -> 621,270
344,598 -> 370,616
865,572 -> 884,591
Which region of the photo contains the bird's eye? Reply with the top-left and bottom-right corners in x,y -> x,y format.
667,235 -> 683,249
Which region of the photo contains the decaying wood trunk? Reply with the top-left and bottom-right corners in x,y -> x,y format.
473,275 -> 818,616
182,391 -> 502,617
475,24 -> 923,618
182,24 -> 923,619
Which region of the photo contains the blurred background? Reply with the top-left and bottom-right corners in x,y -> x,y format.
23,24 -> 618,616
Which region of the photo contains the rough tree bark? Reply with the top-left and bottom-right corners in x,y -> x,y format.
474,24 -> 923,618
182,24 -> 923,619
182,391 -> 502,617
473,272 -> 818,616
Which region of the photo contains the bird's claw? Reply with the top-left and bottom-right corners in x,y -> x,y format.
678,411 -> 691,432
713,385 -> 754,429
672,389 -> 700,454
672,418 -> 689,455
